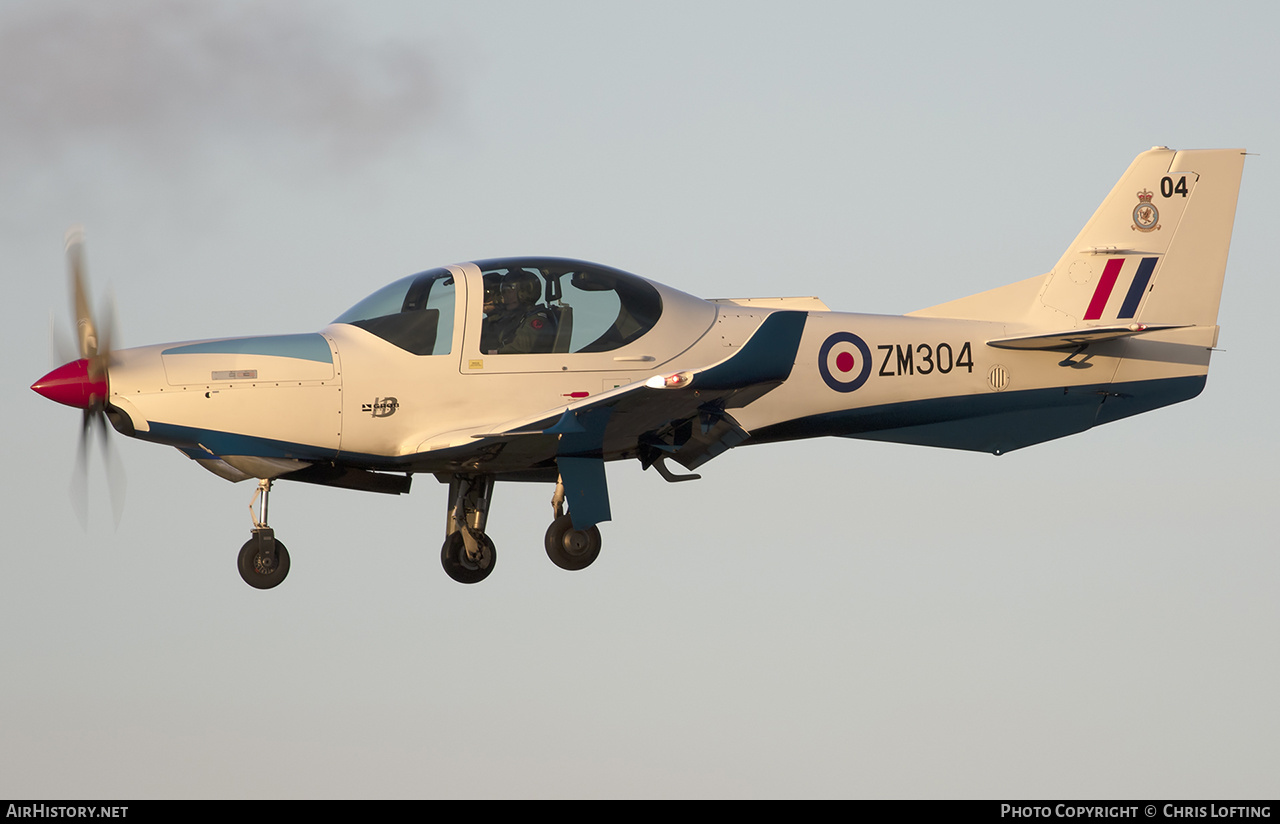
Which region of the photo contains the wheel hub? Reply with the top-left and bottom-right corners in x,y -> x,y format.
562,530 -> 592,556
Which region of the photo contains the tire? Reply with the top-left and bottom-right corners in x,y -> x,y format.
237,534 -> 291,589
440,530 -> 496,584
544,514 -> 601,571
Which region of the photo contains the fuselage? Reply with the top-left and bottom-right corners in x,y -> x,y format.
73,255 -> 1212,484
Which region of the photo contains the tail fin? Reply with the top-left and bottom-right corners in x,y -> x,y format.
911,147 -> 1246,330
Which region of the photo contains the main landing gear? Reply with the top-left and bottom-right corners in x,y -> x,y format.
440,475 -> 497,584
436,473 -> 604,584
238,478 -> 290,589
544,477 -> 601,571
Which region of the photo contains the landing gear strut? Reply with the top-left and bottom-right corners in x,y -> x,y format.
434,473 -> 605,583
238,478 -> 290,589
543,477 -> 602,571
440,474 -> 497,584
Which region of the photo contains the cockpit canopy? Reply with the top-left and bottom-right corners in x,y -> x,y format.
333,258 -> 664,357
333,267 -> 456,356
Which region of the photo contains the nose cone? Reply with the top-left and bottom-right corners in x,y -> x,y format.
31,359 -> 108,409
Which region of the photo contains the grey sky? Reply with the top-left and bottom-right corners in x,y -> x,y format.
0,2 -> 439,166
2,0 -> 1277,799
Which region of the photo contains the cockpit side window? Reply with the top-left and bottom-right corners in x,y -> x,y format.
334,268 -> 456,356
474,259 -> 662,355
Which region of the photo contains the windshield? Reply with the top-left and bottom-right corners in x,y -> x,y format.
334,268 -> 456,356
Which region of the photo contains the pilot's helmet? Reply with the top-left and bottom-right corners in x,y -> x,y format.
501,270 -> 542,306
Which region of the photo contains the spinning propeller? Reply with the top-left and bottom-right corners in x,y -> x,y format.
31,227 -> 126,527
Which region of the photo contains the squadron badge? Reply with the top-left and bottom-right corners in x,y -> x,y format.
1132,189 -> 1160,232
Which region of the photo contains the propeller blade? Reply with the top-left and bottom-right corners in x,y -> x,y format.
98,411 -> 127,529
67,225 -> 98,361
68,405 -> 128,531
88,287 -> 116,386
71,408 -> 91,530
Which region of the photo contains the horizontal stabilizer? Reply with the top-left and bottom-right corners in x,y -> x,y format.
987,323 -> 1191,351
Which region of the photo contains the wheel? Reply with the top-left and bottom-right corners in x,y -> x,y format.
441,530 -> 496,584
237,533 -> 291,589
544,514 -> 601,571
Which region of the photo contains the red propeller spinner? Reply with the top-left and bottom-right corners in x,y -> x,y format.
31,358 -> 108,409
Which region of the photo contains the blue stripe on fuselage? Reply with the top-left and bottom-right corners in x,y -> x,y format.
141,421 -> 338,461
746,375 -> 1206,455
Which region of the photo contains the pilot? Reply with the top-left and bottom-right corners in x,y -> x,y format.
488,270 -> 556,354
479,273 -> 505,353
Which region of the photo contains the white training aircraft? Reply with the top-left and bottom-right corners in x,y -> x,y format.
33,147 -> 1245,588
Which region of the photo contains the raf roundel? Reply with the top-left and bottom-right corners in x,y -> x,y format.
818,331 -> 872,392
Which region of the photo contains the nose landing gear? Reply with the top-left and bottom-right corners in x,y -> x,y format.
237,479 -> 291,589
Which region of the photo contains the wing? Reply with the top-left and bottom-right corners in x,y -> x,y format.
419,310 -> 809,474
